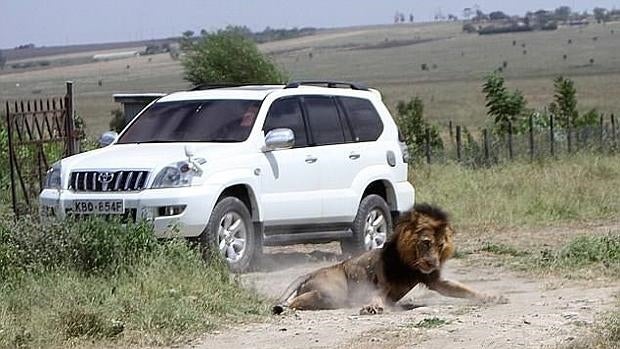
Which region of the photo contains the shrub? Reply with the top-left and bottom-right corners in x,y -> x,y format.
395,97 -> 443,161
0,217 -> 157,276
0,219 -> 268,348
482,71 -> 527,136
109,108 -> 125,133
182,27 -> 286,85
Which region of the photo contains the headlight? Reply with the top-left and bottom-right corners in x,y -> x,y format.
152,161 -> 195,188
44,162 -> 62,190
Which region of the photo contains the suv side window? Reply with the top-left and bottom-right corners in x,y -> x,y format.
338,97 -> 384,142
303,96 -> 345,146
263,97 -> 308,147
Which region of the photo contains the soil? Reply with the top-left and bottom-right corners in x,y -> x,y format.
192,223 -> 619,349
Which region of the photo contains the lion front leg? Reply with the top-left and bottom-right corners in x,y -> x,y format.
426,278 -> 508,304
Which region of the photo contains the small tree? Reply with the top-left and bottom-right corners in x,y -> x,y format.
395,97 -> 443,159
482,71 -> 527,135
182,28 -> 286,85
593,7 -> 608,23
549,76 -> 577,129
109,108 -> 125,133
549,76 -> 598,128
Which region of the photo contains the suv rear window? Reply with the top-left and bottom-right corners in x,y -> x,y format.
117,99 -> 261,143
304,96 -> 345,146
338,97 -> 383,142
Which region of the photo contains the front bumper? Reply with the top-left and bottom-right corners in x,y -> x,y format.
39,186 -> 217,238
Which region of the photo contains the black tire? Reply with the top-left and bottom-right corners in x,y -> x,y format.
201,197 -> 258,273
341,194 -> 392,256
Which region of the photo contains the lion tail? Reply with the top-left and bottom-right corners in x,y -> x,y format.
272,273 -> 312,315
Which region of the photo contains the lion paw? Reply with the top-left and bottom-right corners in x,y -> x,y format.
359,304 -> 384,315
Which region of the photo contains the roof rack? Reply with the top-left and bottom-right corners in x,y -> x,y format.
284,80 -> 369,91
189,83 -> 276,91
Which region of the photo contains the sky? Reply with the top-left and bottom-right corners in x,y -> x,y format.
1,0 -> 618,49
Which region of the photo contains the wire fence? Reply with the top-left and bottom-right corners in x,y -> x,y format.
413,113 -> 618,167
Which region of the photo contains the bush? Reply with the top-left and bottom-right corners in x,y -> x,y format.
395,97 -> 443,161
0,217 -> 157,276
182,28 -> 286,85
482,71 -> 527,136
109,108 -> 125,133
0,219 -> 268,348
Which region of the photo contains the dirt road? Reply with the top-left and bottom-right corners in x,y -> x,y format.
194,226 -> 619,349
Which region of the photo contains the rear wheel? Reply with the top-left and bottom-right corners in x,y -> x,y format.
341,194 -> 392,256
201,197 -> 258,273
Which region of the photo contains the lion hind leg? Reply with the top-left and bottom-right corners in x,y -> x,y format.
289,290 -> 340,311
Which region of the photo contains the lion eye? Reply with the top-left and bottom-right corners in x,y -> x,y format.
422,240 -> 431,249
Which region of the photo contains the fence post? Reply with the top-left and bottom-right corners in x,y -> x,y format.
65,81 -> 76,155
449,120 -> 453,143
483,128 -> 490,164
550,114 -> 555,157
599,113 -> 604,151
612,114 -> 617,151
508,121 -> 513,160
456,125 -> 462,162
567,122 -> 572,154
5,102 -> 18,217
425,128 -> 431,164
529,114 -> 534,160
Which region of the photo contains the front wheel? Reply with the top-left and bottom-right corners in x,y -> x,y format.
201,197 -> 258,273
341,194 -> 392,256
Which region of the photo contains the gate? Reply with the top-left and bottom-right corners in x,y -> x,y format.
4,81 -> 80,216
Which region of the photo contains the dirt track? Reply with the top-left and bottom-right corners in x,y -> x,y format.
193,225 -> 619,349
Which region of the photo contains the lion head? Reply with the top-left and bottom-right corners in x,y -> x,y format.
392,203 -> 455,274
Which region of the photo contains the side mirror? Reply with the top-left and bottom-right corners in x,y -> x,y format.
99,131 -> 118,147
263,128 -> 295,152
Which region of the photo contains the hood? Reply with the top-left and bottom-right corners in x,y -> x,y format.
61,143 -> 250,171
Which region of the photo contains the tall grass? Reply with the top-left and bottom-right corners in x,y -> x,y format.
0,218 -> 267,348
412,153 -> 620,229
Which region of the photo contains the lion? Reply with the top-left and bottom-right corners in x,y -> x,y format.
272,203 -> 505,315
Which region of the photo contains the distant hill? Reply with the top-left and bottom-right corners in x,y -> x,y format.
3,38 -> 178,62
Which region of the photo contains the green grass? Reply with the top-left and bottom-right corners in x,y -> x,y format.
412,317 -> 450,329
479,233 -> 619,279
531,233 -> 620,276
0,218 -> 267,348
412,153 -> 620,229
480,242 -> 529,257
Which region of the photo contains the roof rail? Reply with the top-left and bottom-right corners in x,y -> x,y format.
284,80 -> 369,91
189,83 -> 276,91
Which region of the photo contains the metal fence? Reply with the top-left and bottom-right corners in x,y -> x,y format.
414,114 -> 618,166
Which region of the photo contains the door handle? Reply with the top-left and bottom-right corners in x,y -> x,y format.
305,156 -> 318,164
349,153 -> 361,160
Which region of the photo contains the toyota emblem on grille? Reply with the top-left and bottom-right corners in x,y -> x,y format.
98,172 -> 114,184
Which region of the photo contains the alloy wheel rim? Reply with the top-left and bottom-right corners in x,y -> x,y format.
217,212 -> 247,263
363,208 -> 387,250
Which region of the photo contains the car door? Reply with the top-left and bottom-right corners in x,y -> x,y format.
301,95 -> 357,222
260,97 -> 322,226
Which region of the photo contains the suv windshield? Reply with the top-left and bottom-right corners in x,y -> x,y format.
117,99 -> 262,143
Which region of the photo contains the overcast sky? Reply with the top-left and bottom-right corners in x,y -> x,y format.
1,0 -> 617,48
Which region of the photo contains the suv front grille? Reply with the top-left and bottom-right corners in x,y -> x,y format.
69,171 -> 149,192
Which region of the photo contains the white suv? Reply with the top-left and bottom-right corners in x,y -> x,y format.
39,81 -> 415,272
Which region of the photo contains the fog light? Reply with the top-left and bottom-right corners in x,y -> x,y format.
158,205 -> 186,217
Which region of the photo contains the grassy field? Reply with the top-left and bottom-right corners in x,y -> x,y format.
2,21 -> 620,136
412,153 -> 620,230
0,218 -> 267,349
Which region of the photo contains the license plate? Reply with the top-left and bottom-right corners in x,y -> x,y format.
73,200 -> 125,214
